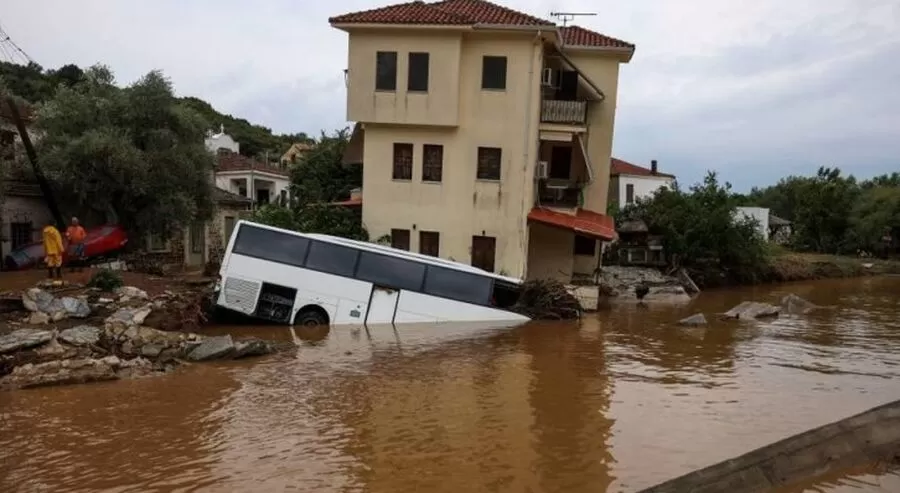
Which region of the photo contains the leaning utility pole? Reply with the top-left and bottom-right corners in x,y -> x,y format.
4,95 -> 65,230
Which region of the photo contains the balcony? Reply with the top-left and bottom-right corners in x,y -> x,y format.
541,100 -> 587,125
537,181 -> 583,208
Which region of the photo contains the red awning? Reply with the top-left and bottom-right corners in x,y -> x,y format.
527,207 -> 617,241
330,197 -> 362,207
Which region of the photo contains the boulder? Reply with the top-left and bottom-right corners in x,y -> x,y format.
59,326 -> 101,346
22,288 -> 55,313
60,297 -> 91,318
781,294 -> 818,315
723,301 -> 780,320
0,357 -> 120,390
140,344 -> 165,359
678,313 -> 708,327
105,306 -> 151,327
0,329 -> 54,355
115,286 -> 149,301
26,312 -> 50,325
233,338 -> 274,359
187,335 -> 235,361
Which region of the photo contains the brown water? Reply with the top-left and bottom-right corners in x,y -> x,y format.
2,276 -> 900,493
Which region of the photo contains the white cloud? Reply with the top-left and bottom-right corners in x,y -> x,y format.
3,0 -> 898,187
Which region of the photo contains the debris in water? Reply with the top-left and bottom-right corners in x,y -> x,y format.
512,279 -> 581,320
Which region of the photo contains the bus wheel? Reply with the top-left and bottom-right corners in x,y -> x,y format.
294,307 -> 329,327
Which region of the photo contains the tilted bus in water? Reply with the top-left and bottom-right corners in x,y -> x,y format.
214,221 -> 529,327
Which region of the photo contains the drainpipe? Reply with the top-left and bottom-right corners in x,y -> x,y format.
520,30 -> 542,279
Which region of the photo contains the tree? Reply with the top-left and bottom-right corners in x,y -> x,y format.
36,66 -> 215,238
251,128 -> 366,240
849,186 -> 900,255
621,172 -> 769,282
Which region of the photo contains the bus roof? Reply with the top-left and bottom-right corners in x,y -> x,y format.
235,220 -> 523,285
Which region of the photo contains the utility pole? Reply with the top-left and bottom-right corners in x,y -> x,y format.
549,11 -> 597,26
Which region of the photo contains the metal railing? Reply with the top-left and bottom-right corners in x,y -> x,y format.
541,100 -> 588,124
537,182 -> 582,208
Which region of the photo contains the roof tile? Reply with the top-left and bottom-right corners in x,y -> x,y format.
330,0 -> 553,26
610,158 -> 675,179
559,25 -> 634,49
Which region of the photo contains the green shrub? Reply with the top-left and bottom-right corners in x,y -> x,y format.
87,269 -> 124,291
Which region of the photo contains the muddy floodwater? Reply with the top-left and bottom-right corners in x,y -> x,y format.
2,276 -> 900,492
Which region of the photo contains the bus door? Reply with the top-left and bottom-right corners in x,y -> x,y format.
365,285 -> 399,325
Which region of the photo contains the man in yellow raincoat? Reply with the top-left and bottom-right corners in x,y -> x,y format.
42,220 -> 64,279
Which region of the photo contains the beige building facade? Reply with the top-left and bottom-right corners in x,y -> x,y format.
331,0 -> 634,282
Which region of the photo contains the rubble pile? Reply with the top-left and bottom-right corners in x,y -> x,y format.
513,279 -> 582,320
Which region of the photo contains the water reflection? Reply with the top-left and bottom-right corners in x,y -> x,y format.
1,276 -> 899,492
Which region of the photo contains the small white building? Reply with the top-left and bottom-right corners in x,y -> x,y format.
608,158 -> 676,208
734,206 -> 771,241
204,124 -> 240,154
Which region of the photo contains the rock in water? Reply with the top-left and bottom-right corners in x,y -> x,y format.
678,313 -> 708,326
22,288 -> 55,313
1,357 -> 119,389
233,338 -> 274,359
723,301 -> 780,320
61,297 -> 91,318
512,279 -> 581,320
59,326 -> 101,346
781,294 -> 818,315
187,335 -> 235,361
0,329 -> 54,355
26,312 -> 51,325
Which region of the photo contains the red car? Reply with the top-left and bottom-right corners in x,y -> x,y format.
3,225 -> 129,270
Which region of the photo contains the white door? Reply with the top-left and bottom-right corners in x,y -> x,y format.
366,286 -> 399,325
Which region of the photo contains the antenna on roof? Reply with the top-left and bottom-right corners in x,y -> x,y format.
549,11 -> 596,27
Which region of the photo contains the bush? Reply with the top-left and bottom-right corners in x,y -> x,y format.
87,269 -> 124,291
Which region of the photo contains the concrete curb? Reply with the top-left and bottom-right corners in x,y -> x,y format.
638,399 -> 900,493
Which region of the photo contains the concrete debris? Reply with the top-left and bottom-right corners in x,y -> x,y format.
678,313 -> 708,327
723,301 -> 780,320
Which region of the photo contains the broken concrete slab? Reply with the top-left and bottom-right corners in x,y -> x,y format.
723,301 -> 780,320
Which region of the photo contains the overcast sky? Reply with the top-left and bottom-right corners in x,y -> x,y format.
4,0 -> 899,190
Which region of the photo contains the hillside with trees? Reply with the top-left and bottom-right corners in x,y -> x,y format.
0,60 -> 308,160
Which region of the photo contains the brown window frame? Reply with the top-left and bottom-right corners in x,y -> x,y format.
391,228 -> 411,251
408,52 -> 429,92
422,144 -> 443,182
476,147 -> 502,181
419,231 -> 440,257
392,143 -> 413,180
625,183 -> 635,204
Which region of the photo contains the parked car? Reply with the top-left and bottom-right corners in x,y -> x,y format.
3,225 -> 129,270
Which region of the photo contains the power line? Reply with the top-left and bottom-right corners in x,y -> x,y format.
0,21 -> 34,65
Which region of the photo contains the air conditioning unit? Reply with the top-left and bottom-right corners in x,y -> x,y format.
536,160 -> 549,179
541,68 -> 557,88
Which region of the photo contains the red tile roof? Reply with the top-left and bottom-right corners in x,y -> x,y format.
528,207 -> 617,241
559,25 -> 634,49
610,158 -> 675,179
330,0 -> 554,26
216,152 -> 290,177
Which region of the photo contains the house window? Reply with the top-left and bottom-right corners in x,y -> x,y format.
190,222 -> 204,254
476,147 -> 502,180
375,51 -> 398,91
10,222 -> 32,250
420,231 -> 440,257
422,144 -> 443,182
238,186 -> 247,197
256,188 -> 270,205
224,216 -> 236,241
392,143 -> 413,180
625,183 -> 635,204
408,52 -> 429,92
549,146 -> 573,180
471,235 -> 496,272
147,232 -> 170,253
481,56 -> 507,90
280,189 -> 288,205
391,228 -> 410,251
574,235 -> 596,256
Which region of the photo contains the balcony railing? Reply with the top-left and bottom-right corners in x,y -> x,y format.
537,182 -> 582,208
541,100 -> 587,124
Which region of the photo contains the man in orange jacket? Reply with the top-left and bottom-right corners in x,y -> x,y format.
42,220 -> 64,279
66,217 -> 87,272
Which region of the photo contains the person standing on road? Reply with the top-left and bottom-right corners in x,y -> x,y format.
42,220 -> 64,279
66,217 -> 87,272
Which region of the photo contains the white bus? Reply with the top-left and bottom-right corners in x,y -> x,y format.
214,220 -> 529,327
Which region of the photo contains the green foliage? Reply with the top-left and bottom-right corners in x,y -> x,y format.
621,171 -> 769,283
36,66 -> 215,237
252,203 -> 368,241
87,269 -> 124,291
0,61 -> 84,103
743,167 -> 899,255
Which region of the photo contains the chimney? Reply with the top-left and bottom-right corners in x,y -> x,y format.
651,160 -> 658,175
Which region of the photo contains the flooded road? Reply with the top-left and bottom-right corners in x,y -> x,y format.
2,276 -> 899,492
